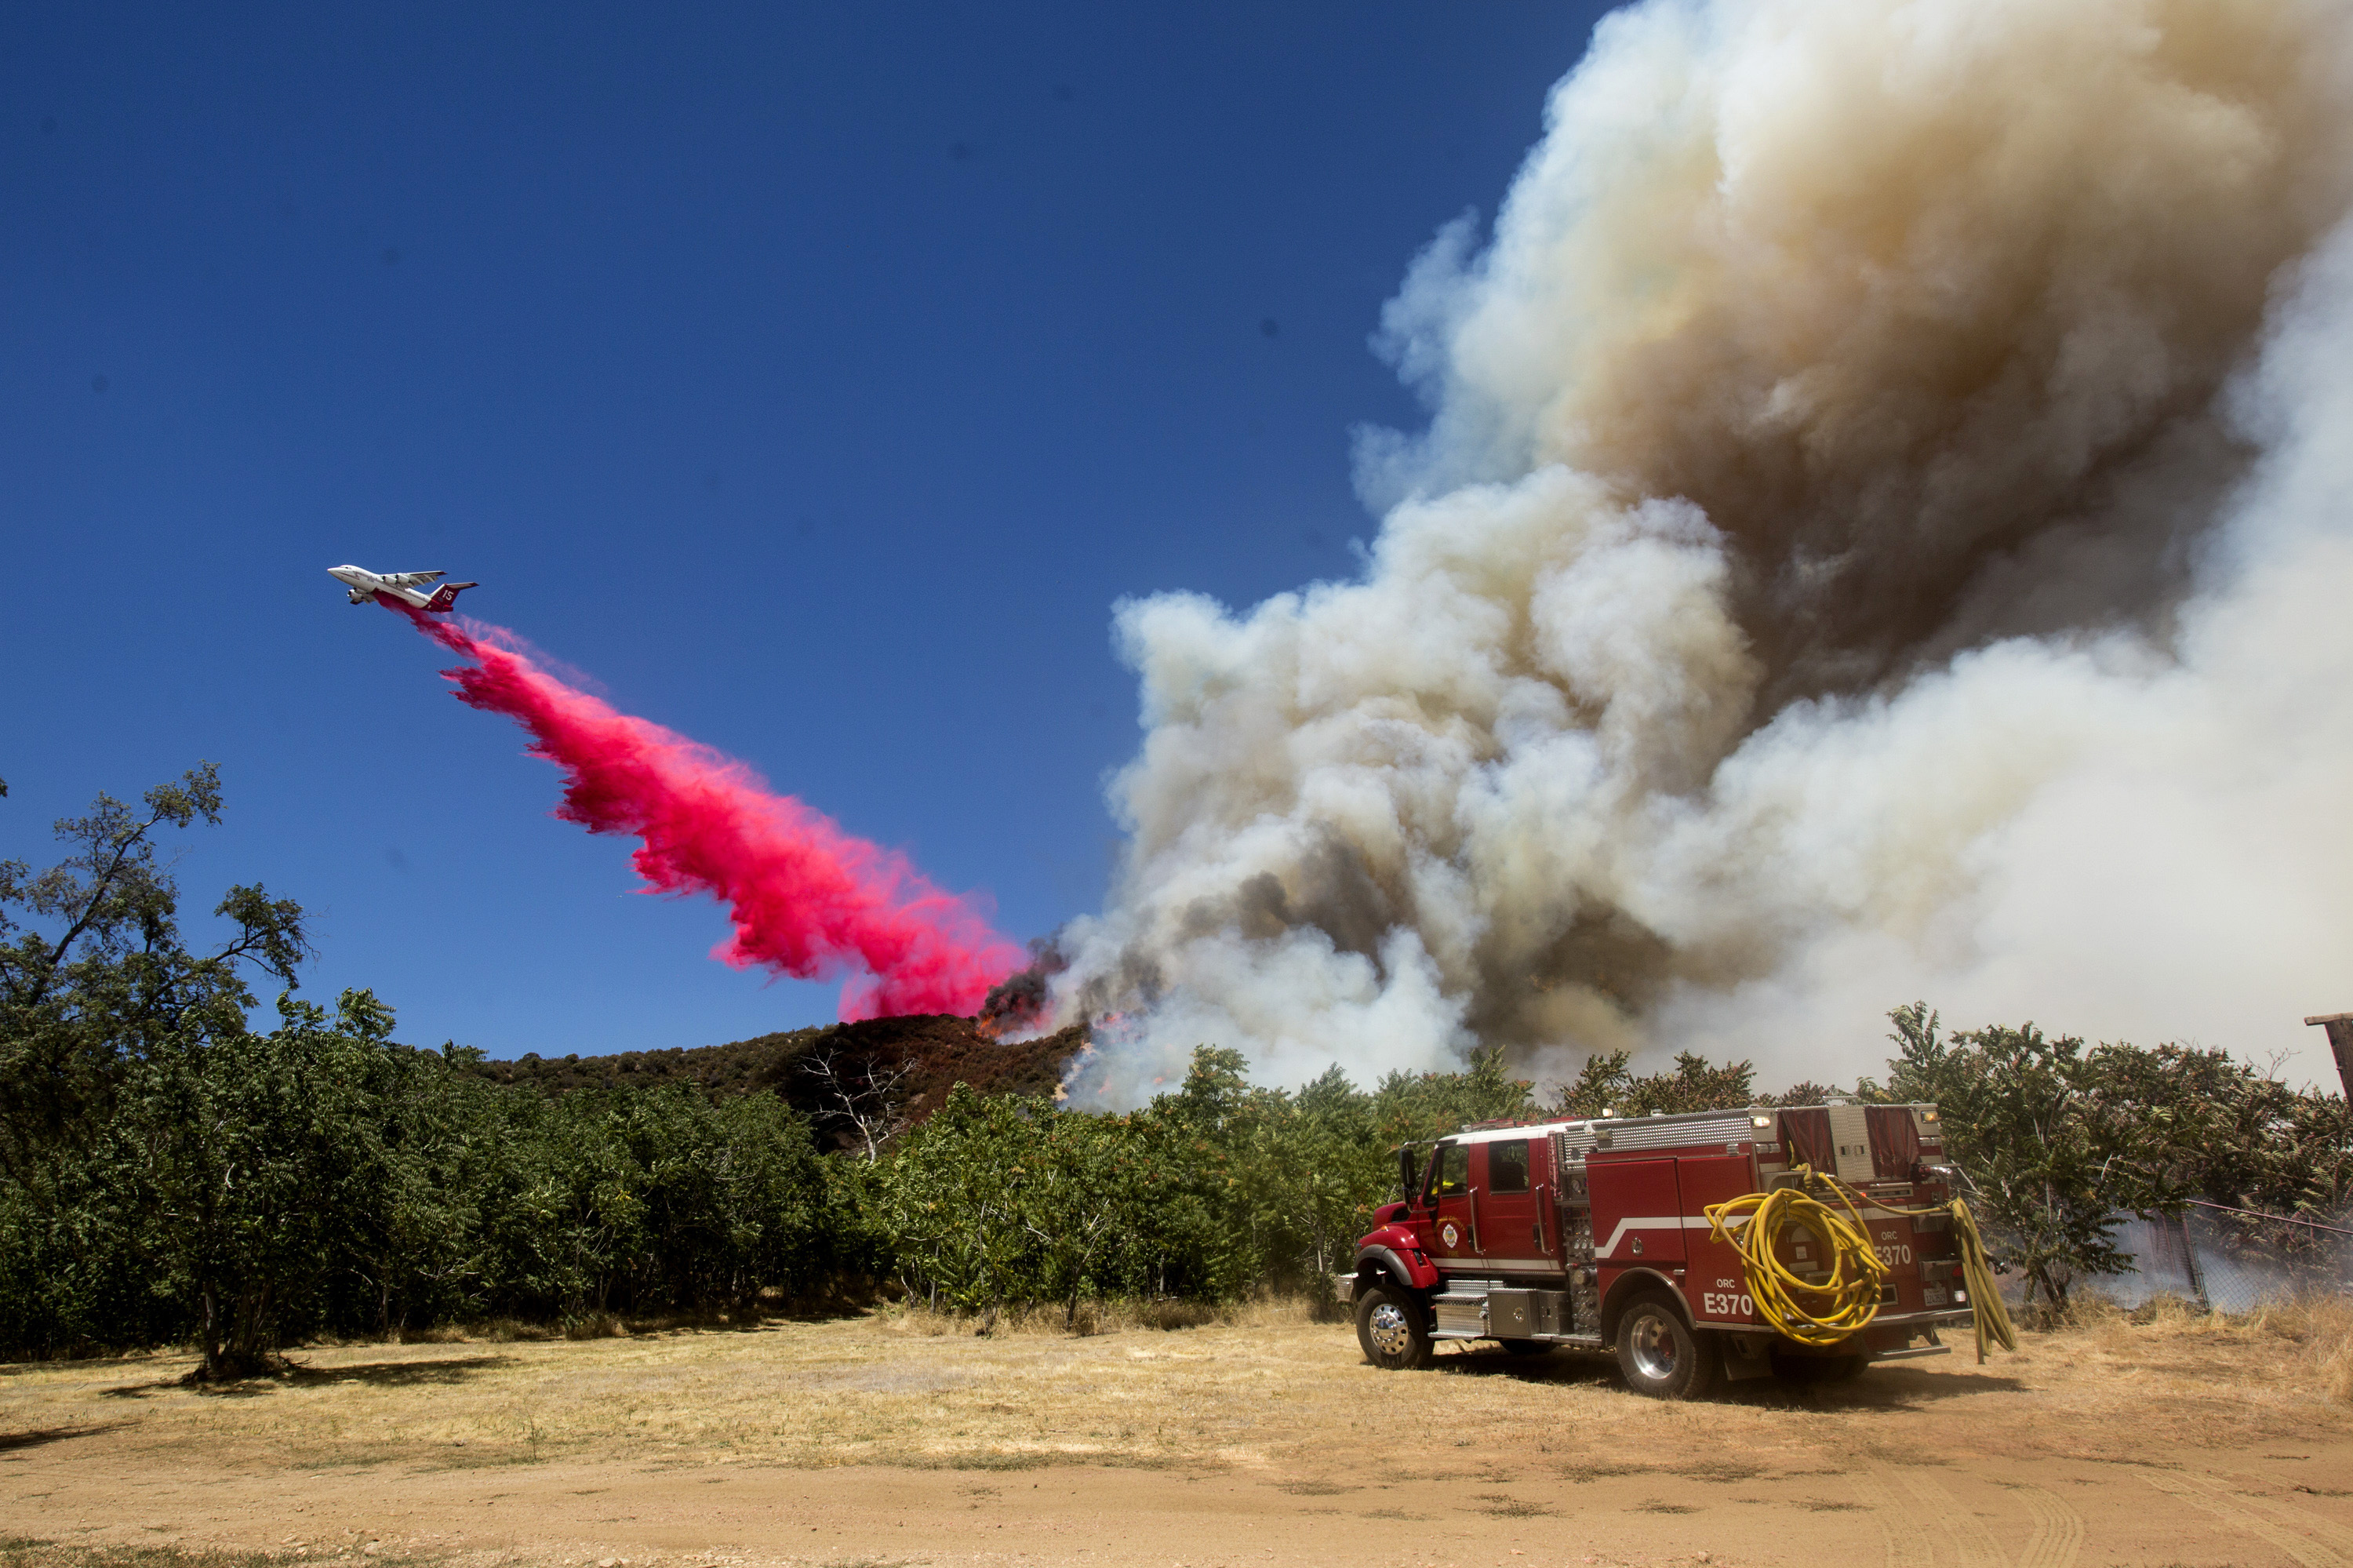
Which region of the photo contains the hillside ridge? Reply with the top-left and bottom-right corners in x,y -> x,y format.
471,1014 -> 1091,1155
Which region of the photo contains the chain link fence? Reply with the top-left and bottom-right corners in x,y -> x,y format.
2104,1202 -> 2353,1313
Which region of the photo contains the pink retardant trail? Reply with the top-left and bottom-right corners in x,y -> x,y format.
387,600 -> 1024,1020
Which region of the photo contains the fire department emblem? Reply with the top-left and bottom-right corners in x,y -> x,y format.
1439,1221 -> 1461,1250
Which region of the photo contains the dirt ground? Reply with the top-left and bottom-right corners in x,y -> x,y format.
5,1302 -> 2351,1568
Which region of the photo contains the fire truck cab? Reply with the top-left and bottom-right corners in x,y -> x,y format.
1340,1101 -> 1976,1398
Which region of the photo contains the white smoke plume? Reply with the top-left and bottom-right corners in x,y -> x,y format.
1052,0 -> 2353,1103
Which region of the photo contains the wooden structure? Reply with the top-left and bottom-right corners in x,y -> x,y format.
2303,1013 -> 2353,1097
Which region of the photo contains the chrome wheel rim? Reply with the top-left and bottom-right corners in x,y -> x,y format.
1368,1301 -> 1413,1358
1629,1314 -> 1679,1381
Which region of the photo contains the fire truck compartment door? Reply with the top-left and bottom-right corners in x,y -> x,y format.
1586,1158 -> 1686,1262
1675,1154 -> 1762,1323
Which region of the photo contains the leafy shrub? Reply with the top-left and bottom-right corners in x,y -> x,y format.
6,769 -> 2344,1362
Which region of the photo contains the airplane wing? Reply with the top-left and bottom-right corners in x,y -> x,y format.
377,570 -> 447,587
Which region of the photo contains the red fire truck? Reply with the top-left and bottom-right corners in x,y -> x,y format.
1340,1101 -> 1981,1397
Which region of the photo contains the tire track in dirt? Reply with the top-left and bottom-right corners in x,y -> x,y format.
2011,1485 -> 2083,1568
1850,1463 -> 1936,1568
2142,1472 -> 2349,1568
2182,1472 -> 2353,1559
1873,1461 -> 2009,1568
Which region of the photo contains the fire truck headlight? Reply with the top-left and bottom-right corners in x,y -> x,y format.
1955,1290 -> 1968,1304
1751,1115 -> 1772,1128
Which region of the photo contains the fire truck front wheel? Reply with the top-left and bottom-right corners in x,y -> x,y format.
1614,1293 -> 1719,1400
1355,1283 -> 1433,1371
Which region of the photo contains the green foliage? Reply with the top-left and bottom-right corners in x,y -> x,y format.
2082,1037 -> 2353,1223
9,769 -> 2345,1360
0,772 -> 851,1367
0,765 -> 318,1370
127,991 -> 395,1372
867,1085 -> 1195,1316
1882,1003 -> 2131,1308
865,1043 -> 1543,1319
0,764 -> 307,1196
1552,1050 -> 1758,1118
1880,1001 -> 2352,1308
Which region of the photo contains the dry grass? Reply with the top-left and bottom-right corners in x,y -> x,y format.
2260,1293 -> 2353,1403
2069,1288 -> 2353,1405
9,1302 -> 2353,1568
4,1291 -> 2348,1492
2,1298 -> 1352,1477
0,1542 -> 556,1568
339,1293 -> 1320,1351
869,1293 -> 1322,1338
0,1545 -> 267,1568
0,1545 -> 426,1568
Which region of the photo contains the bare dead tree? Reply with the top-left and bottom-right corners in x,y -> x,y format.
800,1047 -> 921,1162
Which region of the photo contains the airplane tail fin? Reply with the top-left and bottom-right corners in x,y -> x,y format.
423,581 -> 479,613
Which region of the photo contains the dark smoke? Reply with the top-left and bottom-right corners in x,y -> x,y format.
1046,0 -> 2353,1101
978,936 -> 1070,1037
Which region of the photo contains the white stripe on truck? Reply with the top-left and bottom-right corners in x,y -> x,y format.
1594,1214 -> 1743,1257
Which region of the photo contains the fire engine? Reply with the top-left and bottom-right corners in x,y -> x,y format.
1340,1100 -> 2010,1398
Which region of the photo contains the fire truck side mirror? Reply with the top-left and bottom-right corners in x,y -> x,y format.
1398,1147 -> 1423,1204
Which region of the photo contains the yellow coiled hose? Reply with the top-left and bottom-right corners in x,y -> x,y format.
1704,1170 -> 2019,1362
1704,1182 -> 1889,1348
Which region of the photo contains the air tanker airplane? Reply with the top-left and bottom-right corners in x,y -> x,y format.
328,565 -> 478,613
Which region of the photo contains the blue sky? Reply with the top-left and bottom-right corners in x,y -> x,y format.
3,2 -> 1606,1056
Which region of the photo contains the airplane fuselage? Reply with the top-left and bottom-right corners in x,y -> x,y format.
328,565 -> 478,613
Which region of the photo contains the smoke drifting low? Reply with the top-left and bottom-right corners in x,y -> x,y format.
1051,0 -> 2353,1098
398,606 -> 1022,1020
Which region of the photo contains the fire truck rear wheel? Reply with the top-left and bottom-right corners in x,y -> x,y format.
1614,1293 -> 1719,1399
1355,1283 -> 1433,1371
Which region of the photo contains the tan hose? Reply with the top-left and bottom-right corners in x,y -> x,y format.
1948,1197 -> 2018,1362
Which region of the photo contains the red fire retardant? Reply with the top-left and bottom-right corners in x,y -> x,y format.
392,602 -> 1023,1020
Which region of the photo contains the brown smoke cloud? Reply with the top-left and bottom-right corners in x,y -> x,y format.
1051,0 -> 2353,1100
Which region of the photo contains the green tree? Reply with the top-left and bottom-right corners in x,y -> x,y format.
0,766 -> 307,1192
2086,1039 -> 2353,1224
870,1085 -> 1054,1314
1884,1003 -> 2131,1309
1551,1050 -> 1761,1119
0,766 -> 312,1366
2,769 -> 856,1363
125,990 -> 389,1376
